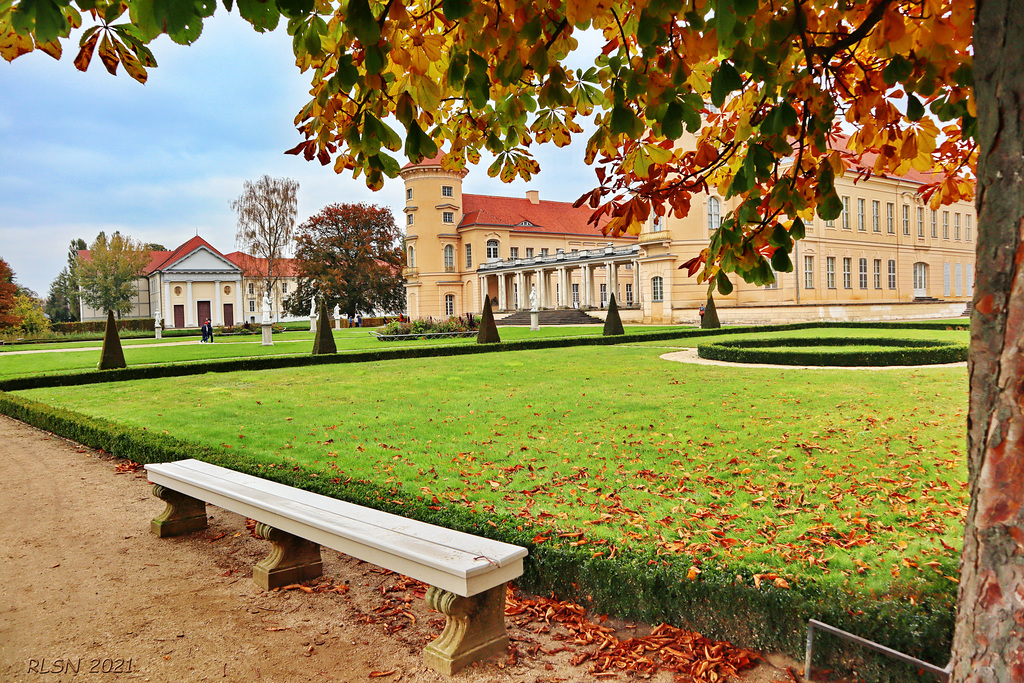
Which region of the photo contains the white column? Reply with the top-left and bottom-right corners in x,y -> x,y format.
498,274 -> 507,310
535,269 -> 545,309
633,261 -> 641,304
607,262 -> 618,304
663,269 -> 674,321
162,279 -> 171,327
235,280 -> 243,324
479,275 -> 486,313
515,272 -> 525,309
185,281 -> 194,327
214,280 -> 222,325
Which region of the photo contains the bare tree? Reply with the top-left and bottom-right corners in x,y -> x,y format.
230,176 -> 299,300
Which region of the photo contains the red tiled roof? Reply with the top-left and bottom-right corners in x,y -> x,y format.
147,235 -> 233,273
831,134 -> 936,185
223,251 -> 299,278
401,151 -> 446,170
460,194 -> 630,238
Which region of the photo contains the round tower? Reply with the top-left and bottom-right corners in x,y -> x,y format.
399,154 -> 469,319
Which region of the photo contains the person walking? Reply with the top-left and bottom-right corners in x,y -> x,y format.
201,319 -> 213,343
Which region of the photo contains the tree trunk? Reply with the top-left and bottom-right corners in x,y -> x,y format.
950,1 -> 1024,679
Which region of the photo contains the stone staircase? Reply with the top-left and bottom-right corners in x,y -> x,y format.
495,308 -> 605,326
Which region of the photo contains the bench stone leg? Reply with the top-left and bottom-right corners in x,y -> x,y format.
150,485 -> 208,537
423,583 -> 508,675
252,522 -> 323,590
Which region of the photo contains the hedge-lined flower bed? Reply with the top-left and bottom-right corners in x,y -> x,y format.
0,389 -> 955,682
697,336 -> 968,366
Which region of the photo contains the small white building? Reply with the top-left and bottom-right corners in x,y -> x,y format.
78,236 -> 302,327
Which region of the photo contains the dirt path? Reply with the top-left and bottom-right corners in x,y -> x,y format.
0,415 -> 799,683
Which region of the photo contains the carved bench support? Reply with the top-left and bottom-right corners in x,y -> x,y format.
150,484 -> 208,537
252,522 -> 323,590
423,583 -> 508,675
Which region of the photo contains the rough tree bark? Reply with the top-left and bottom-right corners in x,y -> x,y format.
950,1 -> 1024,680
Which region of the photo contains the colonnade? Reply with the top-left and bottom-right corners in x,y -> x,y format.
477,257 -> 643,312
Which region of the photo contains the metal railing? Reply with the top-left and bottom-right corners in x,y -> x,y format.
804,619 -> 951,682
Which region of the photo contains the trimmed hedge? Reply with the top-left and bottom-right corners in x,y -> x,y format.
52,319 -> 156,334
697,337 -> 968,366
0,390 -> 955,681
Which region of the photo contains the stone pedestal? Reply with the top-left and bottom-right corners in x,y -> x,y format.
155,324 -> 162,340
530,310 -> 540,331
261,322 -> 274,346
252,523 -> 323,590
334,317 -> 341,330
423,584 -> 509,675
150,485 -> 208,537
310,319 -> 317,335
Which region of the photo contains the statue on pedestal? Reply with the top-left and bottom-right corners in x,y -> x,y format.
529,285 -> 538,311
262,292 -> 272,317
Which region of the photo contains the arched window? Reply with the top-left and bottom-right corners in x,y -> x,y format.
652,276 -> 664,302
407,245 -> 415,267
444,245 -> 455,272
486,240 -> 499,260
707,197 -> 721,234
445,294 -> 455,316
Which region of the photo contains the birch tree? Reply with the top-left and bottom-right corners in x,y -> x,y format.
230,175 -> 299,300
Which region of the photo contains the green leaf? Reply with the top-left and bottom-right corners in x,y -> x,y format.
442,0 -> 471,21
818,192 -> 843,221
345,0 -> 379,46
237,0 -> 280,32
790,217 -> 806,241
404,121 -> 437,161
770,248 -> 792,273
710,62 -> 742,109
768,222 -> 790,248
713,0 -> 736,52
762,101 -> 798,135
882,54 -> 913,86
661,100 -> 684,140
610,104 -> 642,137
12,0 -> 69,44
717,271 -> 734,296
277,0 -> 313,18
907,94 -> 924,122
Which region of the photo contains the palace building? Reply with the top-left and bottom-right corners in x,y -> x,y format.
400,150 -> 976,324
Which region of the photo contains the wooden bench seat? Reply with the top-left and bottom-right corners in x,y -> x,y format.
146,459 -> 528,674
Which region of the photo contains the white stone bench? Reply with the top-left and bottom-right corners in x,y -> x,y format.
146,459 -> 528,675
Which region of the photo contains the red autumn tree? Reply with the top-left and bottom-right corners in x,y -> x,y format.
288,203 -> 405,318
0,258 -> 22,329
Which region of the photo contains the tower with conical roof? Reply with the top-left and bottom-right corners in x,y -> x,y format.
399,153 -> 470,318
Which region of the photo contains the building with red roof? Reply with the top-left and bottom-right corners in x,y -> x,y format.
78,236 -> 303,327
400,142 -> 976,323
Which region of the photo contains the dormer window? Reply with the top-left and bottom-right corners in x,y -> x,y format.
517,220 -> 535,227
442,185 -> 453,198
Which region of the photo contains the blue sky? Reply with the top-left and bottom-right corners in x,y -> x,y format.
0,15 -> 601,297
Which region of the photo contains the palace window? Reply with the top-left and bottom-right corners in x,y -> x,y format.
842,197 -> 851,229
486,240 -> 499,259
917,207 -> 925,237
857,199 -> 866,231
954,213 -> 961,240
966,214 -> 973,241
442,185 -> 453,198
931,210 -> 938,238
888,260 -> 897,289
444,245 -> 455,272
804,255 -> 814,289
902,204 -> 909,235
843,257 -> 852,288
600,284 -> 607,307
406,188 -> 413,200
407,213 -> 414,226
859,258 -> 868,289
510,247 -> 519,259
249,300 -> 255,312
445,294 -> 455,316
248,282 -> 254,295
465,244 -> 472,269
625,283 -> 633,305
707,197 -> 721,234
943,211 -> 950,239
540,248 -> 549,256
826,257 -> 836,289
872,201 -> 880,232
873,259 -> 882,289
443,211 -> 454,224
525,248 -> 534,258
652,276 -> 664,302
282,283 -> 288,294
407,245 -> 415,267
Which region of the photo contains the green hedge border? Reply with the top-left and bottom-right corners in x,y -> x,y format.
697,336 -> 968,366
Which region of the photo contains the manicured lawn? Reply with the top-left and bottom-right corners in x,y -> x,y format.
19,337 -> 968,596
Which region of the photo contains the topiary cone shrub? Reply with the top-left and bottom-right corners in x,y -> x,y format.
701,295 -> 721,329
97,309 -> 127,370
477,296 -> 501,344
603,293 -> 624,336
311,301 -> 337,355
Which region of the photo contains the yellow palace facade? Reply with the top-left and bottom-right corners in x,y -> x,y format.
399,153 -> 975,324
